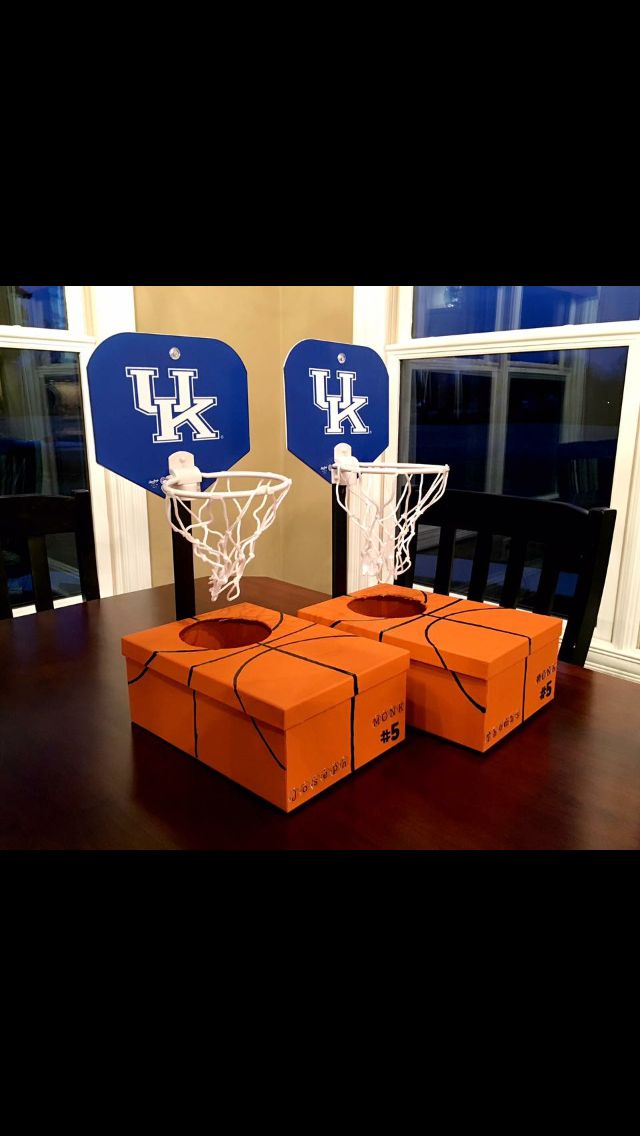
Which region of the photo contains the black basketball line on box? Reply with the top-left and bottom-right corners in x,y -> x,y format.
230,640 -> 360,773
130,614 -> 365,775
192,630 -> 306,775
185,624 -> 354,686
193,679 -> 298,773
385,613 -> 429,641
330,597 -> 537,718
423,621 -> 487,714
127,613 -> 402,781
128,651 -> 159,685
138,601 -> 539,746
440,605 -> 534,642
128,646 -> 230,686
230,649 -> 286,770
186,614 -> 317,685
431,607 -> 534,712
442,616 -> 532,649
128,610 -> 289,694
327,594 -> 465,633
325,596 -> 487,715
377,597 -> 466,641
256,639 -> 361,692
422,607 -> 535,716
193,690 -> 199,760
267,636 -> 364,774
127,613 -> 289,685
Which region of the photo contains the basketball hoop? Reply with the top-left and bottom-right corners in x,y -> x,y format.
331,443 -> 449,584
162,451 -> 291,602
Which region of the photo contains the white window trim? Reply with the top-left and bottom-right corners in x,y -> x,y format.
1,285 -> 151,600
83,286 -> 151,594
353,286 -> 640,682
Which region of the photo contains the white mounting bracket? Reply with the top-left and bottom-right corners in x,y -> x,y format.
331,443 -> 360,486
168,450 -> 203,494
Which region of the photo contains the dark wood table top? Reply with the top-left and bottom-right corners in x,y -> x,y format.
2,576 -> 639,850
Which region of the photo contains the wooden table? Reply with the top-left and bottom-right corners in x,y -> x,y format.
1,576 -> 639,850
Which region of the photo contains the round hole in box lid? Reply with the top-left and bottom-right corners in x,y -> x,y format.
346,593 -> 426,619
179,618 -> 273,650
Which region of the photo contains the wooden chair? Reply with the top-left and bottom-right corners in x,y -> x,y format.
556,438 -> 616,510
0,490 -> 99,619
0,437 -> 42,496
395,490 -> 616,666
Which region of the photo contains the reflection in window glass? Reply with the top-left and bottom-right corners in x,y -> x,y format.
416,530 -> 508,601
399,367 -> 492,491
504,375 -> 566,497
412,285 -> 640,338
414,529 -> 578,618
413,286 -> 500,337
399,347 -> 626,507
401,346 -> 627,608
0,348 -> 88,609
0,285 -> 68,330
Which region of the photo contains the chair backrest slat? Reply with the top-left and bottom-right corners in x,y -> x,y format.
0,545 -> 12,619
74,489 -> 100,603
533,550 -> 561,615
28,535 -> 55,611
434,524 -> 456,595
0,491 -> 99,619
468,530 -> 493,601
561,508 -> 617,664
411,489 -> 616,667
500,534 -> 528,608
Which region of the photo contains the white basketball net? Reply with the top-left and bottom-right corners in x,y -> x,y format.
332,446 -> 449,583
162,452 -> 291,602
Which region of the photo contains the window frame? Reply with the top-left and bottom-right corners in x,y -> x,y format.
0,285 -> 151,602
353,286 -> 640,682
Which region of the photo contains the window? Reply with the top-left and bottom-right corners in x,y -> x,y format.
0,285 -> 69,331
0,347 -> 89,608
0,286 -> 150,613
412,285 -> 640,338
399,347 -> 626,506
353,285 -> 640,682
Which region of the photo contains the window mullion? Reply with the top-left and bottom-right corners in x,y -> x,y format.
386,321 -> 640,359
0,329 -> 94,351
608,339 -> 640,649
485,359 -> 508,493
395,287 -> 414,340
64,286 -> 90,337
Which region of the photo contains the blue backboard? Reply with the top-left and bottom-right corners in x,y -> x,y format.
87,332 -> 250,495
284,339 -> 389,481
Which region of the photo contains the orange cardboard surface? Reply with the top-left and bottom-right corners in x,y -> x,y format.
297,585 -> 563,753
122,603 -> 410,811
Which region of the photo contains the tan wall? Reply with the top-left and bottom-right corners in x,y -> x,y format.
278,286 -> 353,592
133,286 -> 353,593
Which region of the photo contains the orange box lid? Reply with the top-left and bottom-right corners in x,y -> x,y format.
297,585 -> 563,681
122,603 -> 410,730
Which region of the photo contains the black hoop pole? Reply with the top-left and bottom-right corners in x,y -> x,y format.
172,498 -> 196,620
332,483 -> 348,597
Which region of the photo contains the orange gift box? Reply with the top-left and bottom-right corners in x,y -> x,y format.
121,603 -> 410,812
297,585 -> 563,753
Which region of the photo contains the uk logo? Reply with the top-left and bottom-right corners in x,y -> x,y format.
126,366 -> 219,443
310,368 -> 370,435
